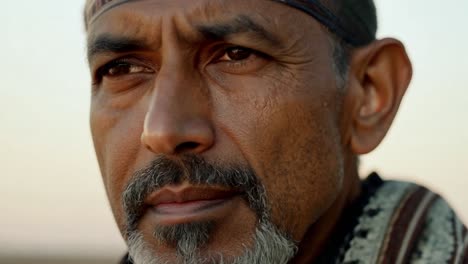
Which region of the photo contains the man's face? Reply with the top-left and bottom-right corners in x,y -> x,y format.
88,0 -> 348,262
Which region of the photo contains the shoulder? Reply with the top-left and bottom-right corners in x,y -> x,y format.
343,176 -> 468,264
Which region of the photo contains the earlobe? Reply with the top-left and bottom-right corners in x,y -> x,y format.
348,38 -> 413,154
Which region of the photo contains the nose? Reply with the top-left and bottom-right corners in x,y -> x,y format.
141,64 -> 214,155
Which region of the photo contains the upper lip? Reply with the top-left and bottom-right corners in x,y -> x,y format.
145,184 -> 242,206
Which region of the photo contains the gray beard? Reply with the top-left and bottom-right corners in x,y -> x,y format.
127,220 -> 297,264
122,155 -> 298,264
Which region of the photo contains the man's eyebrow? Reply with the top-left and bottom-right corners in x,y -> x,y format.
87,34 -> 151,62
196,15 -> 282,48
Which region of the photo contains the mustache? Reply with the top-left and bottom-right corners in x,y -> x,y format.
122,154 -> 269,235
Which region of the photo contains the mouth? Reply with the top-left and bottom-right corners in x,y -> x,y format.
144,183 -> 243,225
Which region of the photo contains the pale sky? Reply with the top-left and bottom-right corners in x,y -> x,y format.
1,0 -> 467,260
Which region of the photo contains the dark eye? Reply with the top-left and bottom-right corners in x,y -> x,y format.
219,47 -> 253,61
98,60 -> 154,79
109,63 -> 152,76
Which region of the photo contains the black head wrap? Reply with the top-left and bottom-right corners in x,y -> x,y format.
273,0 -> 377,46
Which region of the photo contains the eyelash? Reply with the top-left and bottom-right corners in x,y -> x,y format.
94,57 -> 146,82
213,46 -> 269,71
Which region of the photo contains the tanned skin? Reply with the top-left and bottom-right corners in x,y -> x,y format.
86,0 -> 412,262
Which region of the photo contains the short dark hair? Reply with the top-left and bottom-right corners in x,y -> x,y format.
327,0 -> 378,82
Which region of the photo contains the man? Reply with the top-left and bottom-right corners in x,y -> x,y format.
84,0 -> 467,263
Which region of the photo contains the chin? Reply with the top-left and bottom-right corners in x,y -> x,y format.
126,221 -> 297,264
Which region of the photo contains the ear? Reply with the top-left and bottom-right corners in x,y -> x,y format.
346,38 -> 413,154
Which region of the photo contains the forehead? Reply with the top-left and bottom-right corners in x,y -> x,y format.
86,0 -> 327,32
86,0 -> 325,48
85,0 -> 285,25
85,0 -> 366,46
87,0 -> 285,25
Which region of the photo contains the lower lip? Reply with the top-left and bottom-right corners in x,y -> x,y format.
155,199 -> 228,215
150,196 -> 240,225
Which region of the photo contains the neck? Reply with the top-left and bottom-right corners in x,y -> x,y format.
291,156 -> 361,264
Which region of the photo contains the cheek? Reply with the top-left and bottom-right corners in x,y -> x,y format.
211,65 -> 345,240
90,95 -> 148,232
258,102 -> 344,240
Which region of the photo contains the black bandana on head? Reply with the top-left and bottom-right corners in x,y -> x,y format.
272,0 -> 375,46
85,0 -> 374,46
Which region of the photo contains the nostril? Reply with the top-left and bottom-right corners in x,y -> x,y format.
174,141 -> 200,154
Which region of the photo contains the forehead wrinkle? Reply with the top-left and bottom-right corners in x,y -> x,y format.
88,0 -> 226,51
187,2 -> 287,49
88,7 -> 165,56
88,0 -> 299,56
